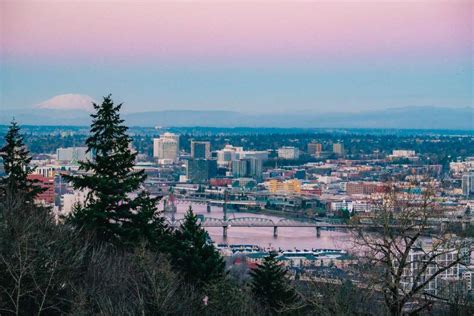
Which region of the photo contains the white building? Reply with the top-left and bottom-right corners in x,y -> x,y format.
450,161 -> 474,176
216,145 -> 242,166
391,150 -> 416,157
56,147 -> 92,163
399,244 -> 471,295
60,190 -> 89,219
462,173 -> 474,197
277,146 -> 300,160
153,133 -> 179,161
236,150 -> 269,160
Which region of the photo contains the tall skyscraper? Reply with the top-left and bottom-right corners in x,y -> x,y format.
191,141 -> 211,159
153,133 -> 179,161
333,143 -> 344,156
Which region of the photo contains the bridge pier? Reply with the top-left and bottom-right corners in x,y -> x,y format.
316,227 -> 321,238
273,226 -> 278,238
223,226 -> 228,238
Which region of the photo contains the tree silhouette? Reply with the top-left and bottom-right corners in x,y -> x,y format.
250,252 -> 300,314
64,95 -> 166,246
0,120 -> 43,201
169,206 -> 225,285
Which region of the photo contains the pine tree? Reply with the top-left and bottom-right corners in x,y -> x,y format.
0,120 -> 42,200
64,95 -> 166,245
170,206 -> 225,285
250,252 -> 300,314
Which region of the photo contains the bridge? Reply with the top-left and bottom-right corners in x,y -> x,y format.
168,216 -> 358,238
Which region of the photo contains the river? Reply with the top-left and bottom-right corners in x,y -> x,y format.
172,201 -> 352,250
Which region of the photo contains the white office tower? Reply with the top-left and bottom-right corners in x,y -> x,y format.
216,145 -> 242,166
57,147 -> 92,163
161,132 -> 180,143
60,189 -> 89,219
462,173 -> 474,197
277,146 -> 300,160
153,133 -> 179,162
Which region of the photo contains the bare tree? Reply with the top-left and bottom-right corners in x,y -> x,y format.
0,191 -> 87,315
351,188 -> 472,316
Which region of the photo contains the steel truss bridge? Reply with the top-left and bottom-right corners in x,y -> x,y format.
167,216 -> 359,238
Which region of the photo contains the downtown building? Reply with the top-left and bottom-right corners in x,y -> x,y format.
185,159 -> 217,183
153,133 -> 180,162
56,147 -> 92,163
231,158 -> 263,179
190,141 -> 211,159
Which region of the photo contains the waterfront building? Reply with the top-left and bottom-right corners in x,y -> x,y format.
266,179 -> 301,194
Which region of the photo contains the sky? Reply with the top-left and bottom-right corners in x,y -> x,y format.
0,0 -> 472,114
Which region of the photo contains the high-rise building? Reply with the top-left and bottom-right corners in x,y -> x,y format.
333,143 -> 344,156
153,133 -> 179,161
57,147 -> 92,163
231,158 -> 263,179
277,146 -> 300,160
185,159 -> 217,183
231,159 -> 248,178
191,141 -> 211,159
236,150 -> 269,160
248,158 -> 263,179
216,145 -> 242,166
307,142 -> 322,156
462,173 -> 474,197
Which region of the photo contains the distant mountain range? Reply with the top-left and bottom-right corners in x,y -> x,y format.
1,106 -> 472,130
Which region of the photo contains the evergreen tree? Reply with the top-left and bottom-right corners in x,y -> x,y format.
0,120 -> 42,200
250,252 -> 300,314
170,206 -> 225,285
64,95 -> 166,245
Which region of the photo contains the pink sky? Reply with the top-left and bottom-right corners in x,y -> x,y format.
2,0 -> 472,62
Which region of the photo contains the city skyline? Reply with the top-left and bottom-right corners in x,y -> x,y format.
1,0 -> 472,114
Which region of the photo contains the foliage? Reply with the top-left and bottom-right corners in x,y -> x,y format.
250,252 -> 302,314
0,191 -> 87,315
351,188 -> 472,316
0,120 -> 43,201
64,95 -> 167,246
168,206 -> 226,286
